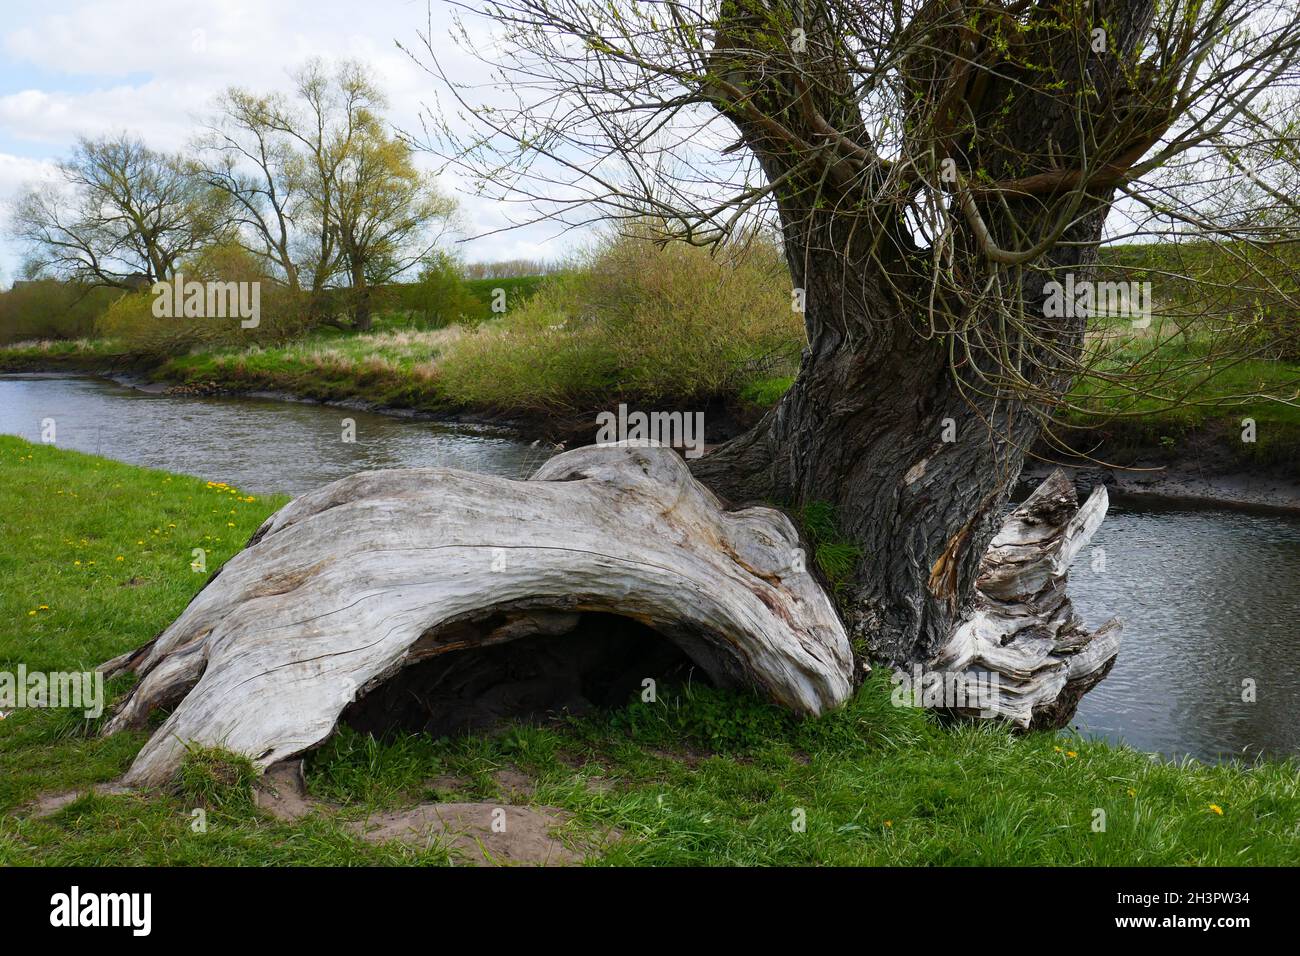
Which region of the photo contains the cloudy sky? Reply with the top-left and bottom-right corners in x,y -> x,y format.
0,0 -> 583,284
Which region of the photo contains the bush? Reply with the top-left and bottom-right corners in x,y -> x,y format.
585,229 -> 800,398
0,280 -> 122,344
94,243 -> 314,356
436,227 -> 803,410
436,285 -> 619,410
401,252 -> 479,328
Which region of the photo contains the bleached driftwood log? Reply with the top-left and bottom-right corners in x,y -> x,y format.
100,444 -> 854,787
99,447 -> 1118,788
927,469 -> 1121,729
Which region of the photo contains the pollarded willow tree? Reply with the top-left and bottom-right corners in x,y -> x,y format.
402,0 -> 1300,691
98,1 -> 1300,784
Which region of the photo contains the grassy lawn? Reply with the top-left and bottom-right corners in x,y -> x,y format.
1,435 -> 1298,865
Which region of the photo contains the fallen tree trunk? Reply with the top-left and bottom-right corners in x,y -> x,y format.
99,445 -> 1118,787
101,445 -> 853,787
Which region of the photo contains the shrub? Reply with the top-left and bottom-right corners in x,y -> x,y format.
436,226 -> 804,409
581,227 -> 799,398
402,252 -> 479,328
435,284 -> 620,410
0,279 -> 122,344
94,243 -> 314,356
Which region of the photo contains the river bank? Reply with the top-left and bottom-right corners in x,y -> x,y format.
4,339 -> 1298,511
3,434 -> 1298,865
1019,422 -> 1300,512
0,340 -> 770,443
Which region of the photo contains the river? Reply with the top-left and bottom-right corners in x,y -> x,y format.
2,372 -> 1297,763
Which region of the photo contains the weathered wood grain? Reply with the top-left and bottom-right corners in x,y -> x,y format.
100,451 -> 1117,786
102,444 -> 854,786
930,470 -> 1121,728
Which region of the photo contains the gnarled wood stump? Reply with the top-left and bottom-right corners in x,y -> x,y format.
930,469 -> 1121,729
99,445 -> 1118,786
101,445 -> 854,787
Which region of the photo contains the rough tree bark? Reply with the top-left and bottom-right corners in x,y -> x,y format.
688,0 -> 1163,678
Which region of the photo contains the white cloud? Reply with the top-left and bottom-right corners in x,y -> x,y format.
0,0 -> 583,276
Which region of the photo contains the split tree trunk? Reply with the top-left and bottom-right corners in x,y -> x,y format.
99,444 -> 1116,786
688,222 -> 1102,671
100,445 -> 852,787
687,0 -> 1161,690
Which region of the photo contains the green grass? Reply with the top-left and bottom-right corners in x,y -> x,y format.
1048,313 -> 1300,470
463,275 -> 548,310
1,436 -> 1298,865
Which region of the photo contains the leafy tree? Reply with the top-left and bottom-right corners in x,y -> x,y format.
196,59 -> 459,329
9,135 -> 229,288
406,251 -> 478,327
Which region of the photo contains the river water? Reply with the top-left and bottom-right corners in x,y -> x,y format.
2,373 -> 1297,763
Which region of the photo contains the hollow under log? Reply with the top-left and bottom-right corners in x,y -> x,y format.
98,446 -> 1118,786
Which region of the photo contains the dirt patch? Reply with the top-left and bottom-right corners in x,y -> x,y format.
1021,458 -> 1300,512
1025,424 -> 1300,512
28,782 -> 134,818
253,760 -> 612,864
252,760 -> 316,822
347,802 -> 600,866
424,773 -> 470,795
493,767 -> 535,799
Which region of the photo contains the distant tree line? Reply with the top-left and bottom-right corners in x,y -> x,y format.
7,58 -> 459,332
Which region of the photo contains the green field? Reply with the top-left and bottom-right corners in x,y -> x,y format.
2,436 -> 1298,865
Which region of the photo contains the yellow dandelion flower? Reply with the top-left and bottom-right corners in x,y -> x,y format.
1209,804 -> 1224,815
1066,751 -> 1077,758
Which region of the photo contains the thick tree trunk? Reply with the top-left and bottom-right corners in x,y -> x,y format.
348,258 -> 373,331
691,217 -> 1101,671
686,0 -> 1161,704
100,445 -> 853,787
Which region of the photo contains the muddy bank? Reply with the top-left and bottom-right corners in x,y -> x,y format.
135,375 -> 762,445
1021,426 -> 1300,512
